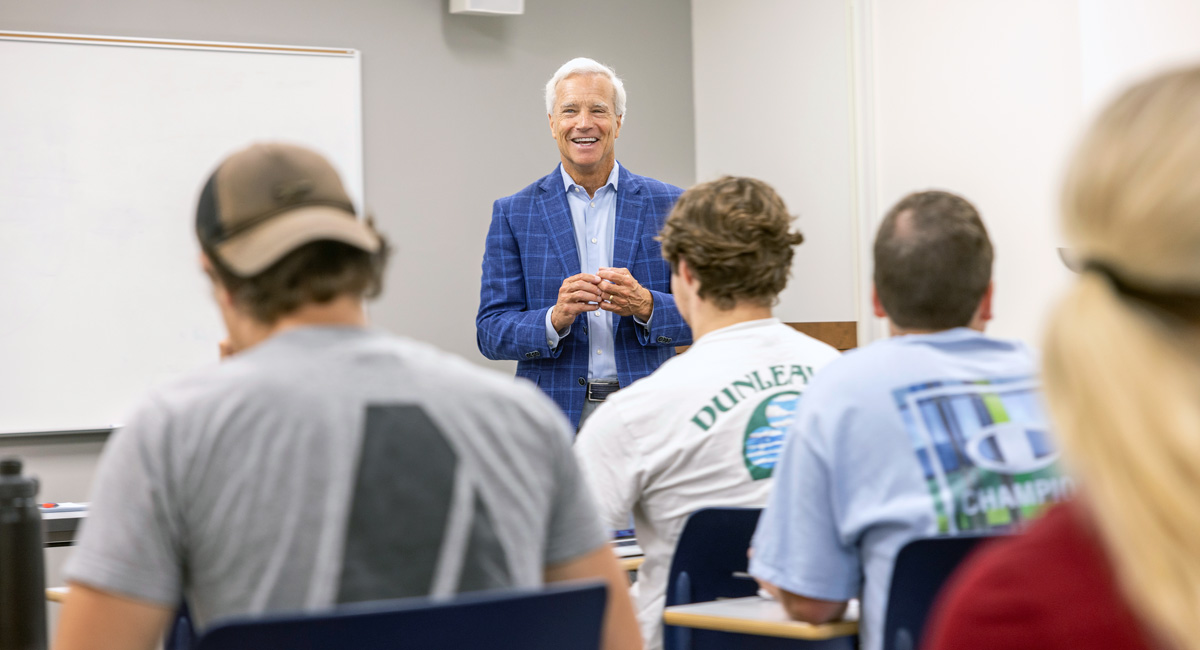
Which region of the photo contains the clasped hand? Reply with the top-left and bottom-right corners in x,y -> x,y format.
550,267 -> 653,332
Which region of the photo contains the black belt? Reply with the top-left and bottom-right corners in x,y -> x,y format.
586,380 -> 620,402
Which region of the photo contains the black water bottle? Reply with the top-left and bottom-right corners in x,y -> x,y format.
0,458 -> 47,650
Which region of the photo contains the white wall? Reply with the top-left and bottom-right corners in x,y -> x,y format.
871,0 -> 1083,346
692,0 -> 1200,348
691,0 -> 859,324
869,0 -> 1200,346
1079,0 -> 1200,113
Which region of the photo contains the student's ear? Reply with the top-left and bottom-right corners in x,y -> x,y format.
871,285 -> 887,319
678,259 -> 700,291
977,282 -> 994,322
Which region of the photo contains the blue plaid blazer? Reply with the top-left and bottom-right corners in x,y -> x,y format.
477,164 -> 692,428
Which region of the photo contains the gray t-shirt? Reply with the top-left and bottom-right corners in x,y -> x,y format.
65,326 -> 606,629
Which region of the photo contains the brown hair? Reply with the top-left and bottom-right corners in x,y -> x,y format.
659,176 -> 803,310
204,237 -> 390,324
873,191 -> 993,329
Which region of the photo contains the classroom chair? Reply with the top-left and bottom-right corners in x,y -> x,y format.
191,581 -> 607,650
165,603 -> 197,650
881,533 -> 994,650
663,507 -> 853,650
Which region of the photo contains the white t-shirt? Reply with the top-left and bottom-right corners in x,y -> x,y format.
574,318 -> 840,650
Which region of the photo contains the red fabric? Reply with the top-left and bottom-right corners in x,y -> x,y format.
923,502 -> 1156,650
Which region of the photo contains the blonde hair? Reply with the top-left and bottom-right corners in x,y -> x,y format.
1048,66 -> 1200,650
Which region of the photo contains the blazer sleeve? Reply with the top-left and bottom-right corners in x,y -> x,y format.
636,289 -> 691,348
476,198 -> 566,362
632,181 -> 692,348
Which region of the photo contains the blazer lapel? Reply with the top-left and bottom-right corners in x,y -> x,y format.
611,165 -> 644,272
537,167 -> 581,277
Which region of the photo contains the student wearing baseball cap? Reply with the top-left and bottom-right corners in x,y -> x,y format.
53,142 -> 641,650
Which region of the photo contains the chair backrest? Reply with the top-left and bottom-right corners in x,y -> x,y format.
664,507 -> 763,607
882,534 -> 993,650
192,581 -> 607,650
663,507 -> 762,650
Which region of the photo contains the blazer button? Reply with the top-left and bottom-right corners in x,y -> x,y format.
657,336 -> 672,343
577,377 -> 586,386
531,351 -> 541,358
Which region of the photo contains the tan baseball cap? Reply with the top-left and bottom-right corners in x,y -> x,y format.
196,142 -> 381,276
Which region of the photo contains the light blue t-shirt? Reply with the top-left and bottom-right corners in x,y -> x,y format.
749,328 -> 1069,650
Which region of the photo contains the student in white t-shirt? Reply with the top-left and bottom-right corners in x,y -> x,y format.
574,176 -> 841,650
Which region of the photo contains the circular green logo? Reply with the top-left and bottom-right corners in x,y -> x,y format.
743,391 -> 800,480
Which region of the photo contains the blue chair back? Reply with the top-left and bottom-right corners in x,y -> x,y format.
664,507 -> 762,611
164,603 -> 196,650
663,507 -> 855,650
192,581 -> 607,650
882,534 -> 993,650
663,508 -> 849,650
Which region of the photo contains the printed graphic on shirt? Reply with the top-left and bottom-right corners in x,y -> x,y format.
339,404 -> 510,603
743,391 -> 800,480
894,377 -> 1071,534
691,364 -> 815,432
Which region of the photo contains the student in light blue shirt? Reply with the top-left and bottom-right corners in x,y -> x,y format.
750,191 -> 1069,650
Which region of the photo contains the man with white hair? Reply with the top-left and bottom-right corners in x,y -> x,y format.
477,57 -> 692,429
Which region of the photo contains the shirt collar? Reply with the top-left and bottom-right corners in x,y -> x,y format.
559,161 -> 621,194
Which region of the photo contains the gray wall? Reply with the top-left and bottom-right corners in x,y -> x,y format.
1,0 -> 696,373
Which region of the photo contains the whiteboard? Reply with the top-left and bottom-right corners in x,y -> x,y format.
0,32 -> 363,434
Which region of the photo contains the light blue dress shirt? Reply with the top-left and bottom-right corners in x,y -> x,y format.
544,162 -> 649,381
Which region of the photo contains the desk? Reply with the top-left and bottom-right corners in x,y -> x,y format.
46,587 -> 69,604
664,596 -> 858,641
42,510 -> 86,547
619,556 -> 644,572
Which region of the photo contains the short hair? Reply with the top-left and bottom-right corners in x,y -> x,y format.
544,57 -> 627,118
659,176 -> 803,310
204,238 -> 390,325
873,191 -> 993,329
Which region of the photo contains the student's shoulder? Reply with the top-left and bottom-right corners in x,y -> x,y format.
581,352 -> 705,443
596,355 -> 689,421
801,338 -> 901,389
386,335 -> 547,399
140,353 -> 266,413
775,326 -> 842,363
402,338 -> 571,430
